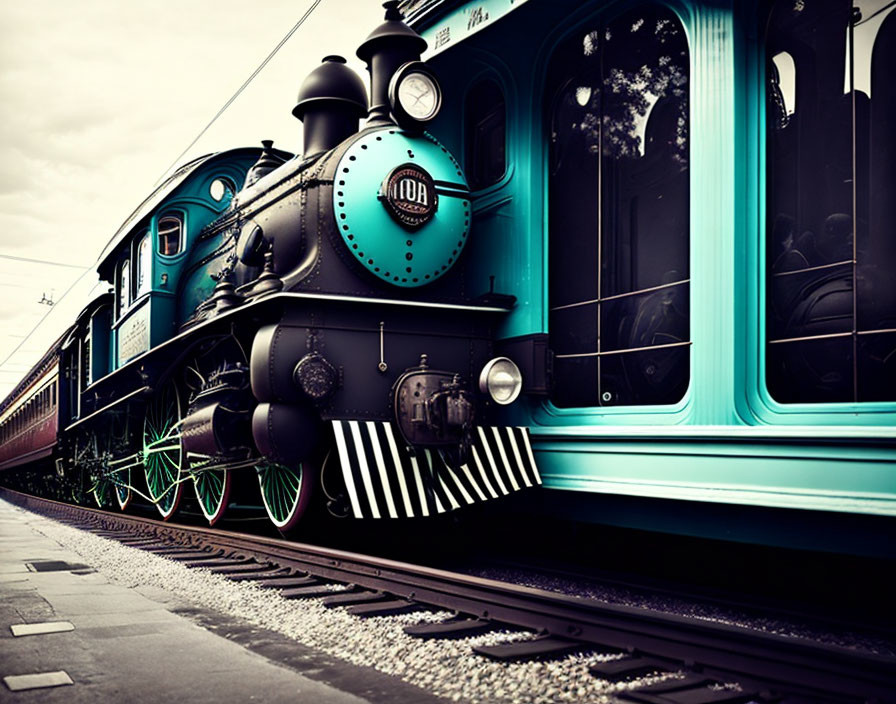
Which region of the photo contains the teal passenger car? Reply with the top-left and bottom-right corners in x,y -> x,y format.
399,0 -> 896,555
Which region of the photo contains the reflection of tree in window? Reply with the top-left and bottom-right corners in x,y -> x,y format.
547,3 -> 690,408
765,0 -> 896,403
158,215 -> 183,256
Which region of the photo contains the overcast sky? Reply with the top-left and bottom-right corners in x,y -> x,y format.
0,0 -> 385,396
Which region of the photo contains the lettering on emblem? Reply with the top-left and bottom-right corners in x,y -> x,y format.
380,164 -> 438,229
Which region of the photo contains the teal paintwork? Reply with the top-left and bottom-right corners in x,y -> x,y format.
333,128 -> 470,287
107,150 -> 259,369
416,0 -> 896,529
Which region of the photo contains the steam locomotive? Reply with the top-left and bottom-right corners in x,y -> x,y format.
0,3 -> 541,531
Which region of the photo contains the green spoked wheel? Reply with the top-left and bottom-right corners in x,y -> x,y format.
143,380 -> 184,520
82,432 -> 114,509
112,462 -> 132,511
191,460 -> 232,526
110,412 -> 133,511
256,460 -> 313,532
91,475 -> 114,509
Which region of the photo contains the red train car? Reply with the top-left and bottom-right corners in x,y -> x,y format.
0,346 -> 60,472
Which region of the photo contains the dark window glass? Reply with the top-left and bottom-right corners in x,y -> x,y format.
547,4 -> 690,408
765,0 -> 896,403
465,79 -> 506,190
158,215 -> 183,256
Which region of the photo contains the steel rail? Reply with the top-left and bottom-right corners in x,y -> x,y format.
3,488 -> 894,703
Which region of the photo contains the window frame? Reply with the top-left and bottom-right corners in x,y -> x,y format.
744,0 -> 896,425
208,177 -> 236,207
463,75 -> 509,193
134,229 -> 152,300
540,0 -> 694,415
117,258 -> 131,319
157,211 -> 186,258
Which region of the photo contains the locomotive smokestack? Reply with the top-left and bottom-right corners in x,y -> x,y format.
356,1 -> 427,126
293,56 -> 368,156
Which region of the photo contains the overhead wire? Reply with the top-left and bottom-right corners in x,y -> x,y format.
153,0 -> 324,187
0,254 -> 92,269
0,267 -> 95,368
1,0 -> 324,387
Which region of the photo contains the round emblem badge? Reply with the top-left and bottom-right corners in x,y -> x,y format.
380,163 -> 439,230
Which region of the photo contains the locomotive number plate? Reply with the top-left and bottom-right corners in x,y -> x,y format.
380,164 -> 438,230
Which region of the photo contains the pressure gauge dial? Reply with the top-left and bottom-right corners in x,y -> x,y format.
398,72 -> 439,120
389,62 -> 442,129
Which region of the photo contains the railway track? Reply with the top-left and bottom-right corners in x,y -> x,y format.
4,488 -> 894,704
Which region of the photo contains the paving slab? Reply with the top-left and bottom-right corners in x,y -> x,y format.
10,621 -> 75,637
0,498 -> 446,704
3,670 -> 74,691
0,514 -> 369,704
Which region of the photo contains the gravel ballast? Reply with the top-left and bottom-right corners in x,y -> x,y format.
469,567 -> 896,657
16,504 -> 678,704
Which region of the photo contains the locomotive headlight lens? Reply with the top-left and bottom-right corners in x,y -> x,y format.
479,357 -> 523,405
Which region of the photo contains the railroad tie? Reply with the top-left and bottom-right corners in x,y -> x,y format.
224,569 -> 296,583
147,548 -> 219,558
346,598 -> 427,617
404,617 -> 494,639
320,590 -> 387,608
279,585 -> 344,600
473,635 -> 584,661
589,655 -> 670,682
205,562 -> 273,575
255,575 -> 322,589
117,538 -> 163,546
619,672 -> 758,704
177,556 -> 251,567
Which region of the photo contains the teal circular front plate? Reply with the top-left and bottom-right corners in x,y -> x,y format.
333,128 -> 470,287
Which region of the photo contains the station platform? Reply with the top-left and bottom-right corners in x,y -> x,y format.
0,499 -> 444,703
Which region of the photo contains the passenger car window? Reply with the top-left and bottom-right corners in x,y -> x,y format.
765,0 -> 896,402
546,3 -> 690,407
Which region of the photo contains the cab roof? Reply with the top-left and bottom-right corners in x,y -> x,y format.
95,147 -> 270,278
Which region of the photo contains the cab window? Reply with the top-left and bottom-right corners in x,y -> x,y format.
135,231 -> 151,299
118,259 -> 130,315
158,214 -> 183,256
